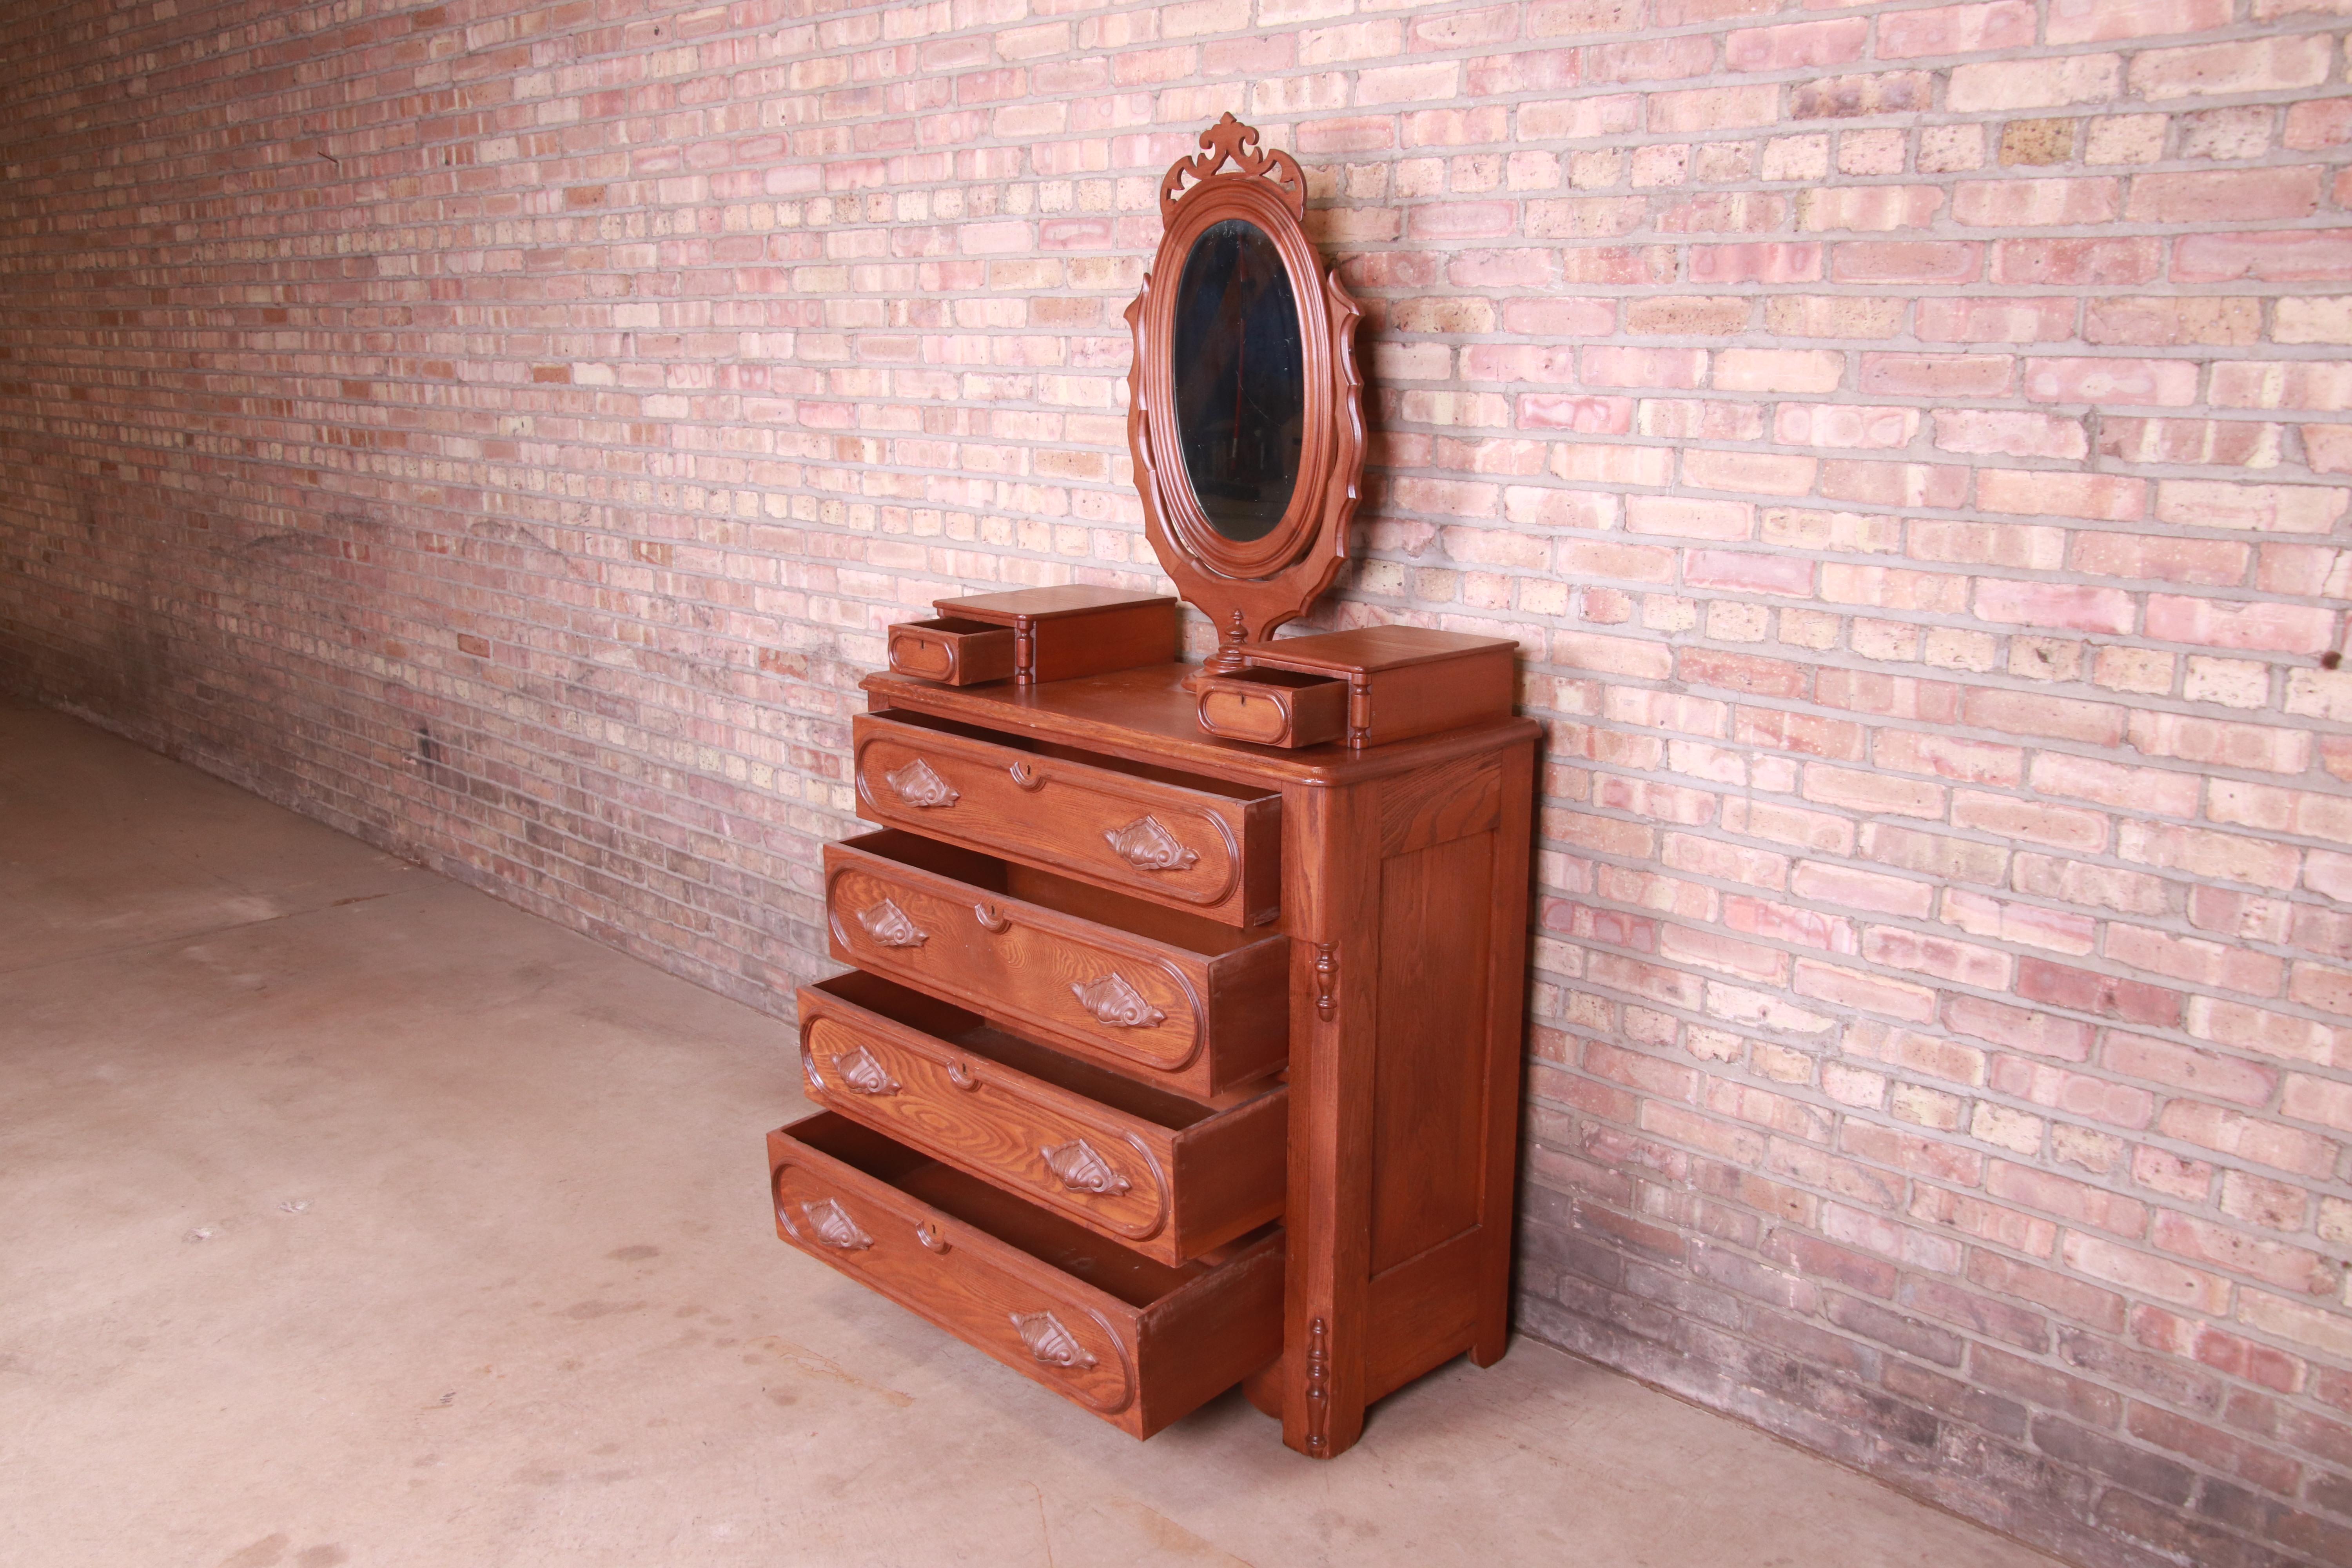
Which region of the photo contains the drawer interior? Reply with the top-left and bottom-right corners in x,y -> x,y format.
907,616 -> 1002,638
845,828 -> 1263,958
875,709 -> 1272,807
1223,667 -> 1344,697
789,1112 -> 1260,1308
810,972 -> 1267,1124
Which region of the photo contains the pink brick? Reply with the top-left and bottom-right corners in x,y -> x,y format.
1832,242 -> 1982,285
1952,178 -> 2121,228
1932,409 -> 2087,459
2154,480 -> 2350,534
1725,18 -> 1867,71
1973,577 -> 2137,632
1976,470 -> 2147,523
1860,354 -> 2015,398
2175,230 -> 2352,285
2144,595 -> 2336,654
1689,243 -> 1824,285
2047,0 -> 2233,44
2127,167 -> 2324,225
1916,298 -> 2078,345
1877,1 -> 2036,58
1583,346 -> 1708,390
2022,358 -> 2200,407
2129,712 -> 2312,774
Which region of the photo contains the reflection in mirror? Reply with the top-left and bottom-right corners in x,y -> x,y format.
1171,219 -> 1305,544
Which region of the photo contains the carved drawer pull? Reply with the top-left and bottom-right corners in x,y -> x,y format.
1103,815 -> 1200,874
1071,972 -> 1167,1029
1010,1309 -> 1097,1370
803,1198 -> 873,1252
833,1044 -> 899,1097
882,757 -> 959,808
913,1221 -> 951,1254
946,1060 -> 981,1092
1008,760 -> 1046,791
1041,1138 -> 1132,1197
855,898 -> 927,949
973,901 -> 1009,933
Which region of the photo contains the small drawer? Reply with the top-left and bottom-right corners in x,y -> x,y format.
855,711 -> 1280,927
1193,668 -> 1348,750
824,829 -> 1287,1098
886,618 -> 1017,686
933,586 -> 1177,686
769,1111 -> 1283,1439
800,973 -> 1286,1265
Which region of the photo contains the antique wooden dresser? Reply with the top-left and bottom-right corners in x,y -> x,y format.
764,117 -> 1539,1460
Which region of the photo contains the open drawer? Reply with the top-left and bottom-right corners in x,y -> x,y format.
799,973 -> 1286,1265
886,618 -> 1017,686
855,710 -> 1281,927
768,1112 -> 1283,1439
824,829 -> 1288,1098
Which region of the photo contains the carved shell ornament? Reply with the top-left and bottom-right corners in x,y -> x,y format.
1010,1309 -> 1098,1370
1103,814 -> 1199,874
882,757 -> 958,809
802,1198 -> 873,1252
855,897 -> 927,949
1158,111 -> 1305,220
1040,1137 -> 1133,1197
1071,971 -> 1167,1030
832,1044 -> 900,1096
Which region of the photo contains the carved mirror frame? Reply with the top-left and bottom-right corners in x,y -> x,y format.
1125,114 -> 1366,683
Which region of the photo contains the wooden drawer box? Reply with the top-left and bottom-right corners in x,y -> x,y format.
886,586 -> 1176,688
855,710 -> 1281,927
769,1112 -> 1283,1439
824,829 -> 1288,1098
1192,668 -> 1348,750
799,973 -> 1287,1265
884,618 -> 1017,686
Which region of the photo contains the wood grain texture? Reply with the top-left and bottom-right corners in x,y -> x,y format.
1240,630 -> 1519,751
799,974 -> 1287,1265
769,1112 -> 1283,1439
1368,830 -> 1495,1274
853,711 -> 1280,927
1192,668 -> 1348,750
824,829 -> 1288,1098
885,618 -> 1016,686
933,588 -> 1179,686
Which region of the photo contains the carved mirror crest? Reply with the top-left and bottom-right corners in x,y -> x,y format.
1125,114 -> 1366,684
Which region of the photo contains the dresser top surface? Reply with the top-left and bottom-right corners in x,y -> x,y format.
861,661 -> 1538,788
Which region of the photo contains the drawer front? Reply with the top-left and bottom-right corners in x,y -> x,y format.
855,713 -> 1278,927
798,976 -> 1286,1265
886,619 -> 1016,686
824,838 -> 1287,1094
770,1131 -> 1140,1417
1194,672 -> 1348,750
804,1008 -> 1173,1247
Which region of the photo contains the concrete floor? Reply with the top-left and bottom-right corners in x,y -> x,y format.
0,699 -> 2065,1568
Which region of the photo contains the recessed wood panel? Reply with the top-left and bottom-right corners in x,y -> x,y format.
1367,830 -> 1495,1275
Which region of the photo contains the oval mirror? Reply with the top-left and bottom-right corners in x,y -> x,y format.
1171,218 -> 1306,544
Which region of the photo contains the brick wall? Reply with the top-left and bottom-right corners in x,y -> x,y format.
5,1 -> 2352,1562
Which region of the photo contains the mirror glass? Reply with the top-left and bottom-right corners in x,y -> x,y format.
1171,218 -> 1305,543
